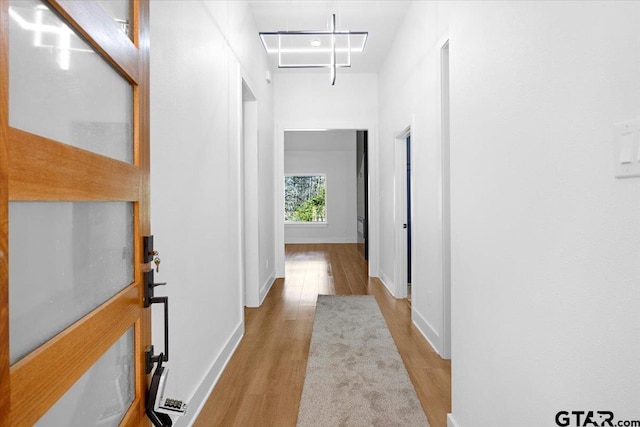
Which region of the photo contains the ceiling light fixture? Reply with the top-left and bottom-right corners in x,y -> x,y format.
259,14 -> 368,85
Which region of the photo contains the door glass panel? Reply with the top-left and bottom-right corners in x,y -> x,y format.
35,327 -> 135,427
9,202 -> 134,364
96,1 -> 131,39
8,0 -> 134,163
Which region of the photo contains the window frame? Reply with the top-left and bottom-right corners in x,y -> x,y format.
284,173 -> 328,225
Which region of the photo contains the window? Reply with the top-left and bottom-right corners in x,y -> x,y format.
285,175 -> 326,223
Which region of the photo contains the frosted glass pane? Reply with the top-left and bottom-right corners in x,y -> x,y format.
9,0 -> 134,163
9,202 -> 134,364
96,1 -> 131,38
35,327 -> 135,427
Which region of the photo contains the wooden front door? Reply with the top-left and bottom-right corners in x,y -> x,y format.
0,0 -> 151,425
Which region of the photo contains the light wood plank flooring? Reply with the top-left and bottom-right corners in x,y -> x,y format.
194,244 -> 451,427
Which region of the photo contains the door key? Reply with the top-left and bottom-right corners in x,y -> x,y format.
153,255 -> 161,273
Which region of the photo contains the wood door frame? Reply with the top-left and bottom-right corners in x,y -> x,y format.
0,0 -> 151,424
0,1 -> 10,423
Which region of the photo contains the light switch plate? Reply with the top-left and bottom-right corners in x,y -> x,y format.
614,119 -> 640,178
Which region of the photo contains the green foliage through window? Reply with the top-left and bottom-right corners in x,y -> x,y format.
285,175 -> 326,222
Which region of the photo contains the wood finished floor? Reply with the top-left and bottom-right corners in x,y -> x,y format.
194,244 -> 451,427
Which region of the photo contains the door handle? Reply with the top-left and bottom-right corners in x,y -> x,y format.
142,236 -> 188,426
145,296 -> 169,368
144,270 -> 169,367
144,270 -> 167,307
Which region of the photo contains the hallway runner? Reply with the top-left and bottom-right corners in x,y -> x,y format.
297,295 -> 430,426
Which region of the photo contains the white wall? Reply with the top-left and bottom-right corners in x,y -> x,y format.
149,1 -> 274,425
274,73 -> 379,277
285,131 -> 357,244
203,0 -> 277,304
379,1 -> 640,426
378,0 -> 450,354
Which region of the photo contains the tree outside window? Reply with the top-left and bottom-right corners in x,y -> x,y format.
285,175 -> 326,222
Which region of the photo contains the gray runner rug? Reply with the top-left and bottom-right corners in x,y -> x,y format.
297,295 -> 430,426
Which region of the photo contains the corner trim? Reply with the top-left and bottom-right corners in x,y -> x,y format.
412,307 -> 443,356
174,320 -> 244,426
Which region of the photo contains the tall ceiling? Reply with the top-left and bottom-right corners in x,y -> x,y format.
247,0 -> 411,74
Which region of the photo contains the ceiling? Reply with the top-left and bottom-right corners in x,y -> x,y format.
247,0 -> 411,74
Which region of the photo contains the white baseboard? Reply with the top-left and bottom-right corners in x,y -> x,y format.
412,308 -> 442,356
259,272 -> 276,305
284,237 -> 357,244
447,413 -> 460,427
378,269 -> 395,297
177,321 -> 244,427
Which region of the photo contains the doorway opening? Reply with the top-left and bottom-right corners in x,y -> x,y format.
394,125 -> 412,300
283,130 -> 360,248
276,125 -> 378,280
241,80 -> 260,307
356,130 -> 369,261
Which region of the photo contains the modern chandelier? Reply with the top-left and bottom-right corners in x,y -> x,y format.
259,14 -> 368,85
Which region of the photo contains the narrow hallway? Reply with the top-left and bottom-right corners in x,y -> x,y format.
194,244 -> 450,426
